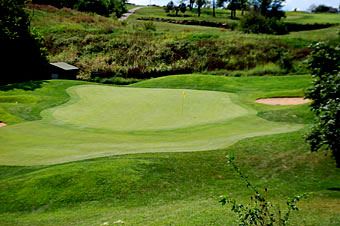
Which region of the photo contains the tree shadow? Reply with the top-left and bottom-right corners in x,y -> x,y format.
0,80 -> 47,91
327,187 -> 340,192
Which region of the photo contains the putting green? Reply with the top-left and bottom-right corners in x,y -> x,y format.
0,85 -> 302,166
49,86 -> 249,131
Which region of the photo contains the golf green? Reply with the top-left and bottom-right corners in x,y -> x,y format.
0,85 -> 302,166
50,85 -> 249,131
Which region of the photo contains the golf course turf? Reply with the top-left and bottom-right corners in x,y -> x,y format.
0,81 -> 302,166
1,74 -> 340,225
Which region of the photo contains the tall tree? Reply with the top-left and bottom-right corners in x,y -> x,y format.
179,2 -> 187,14
196,0 -> 206,17
218,0 -> 240,19
212,0 -> 216,17
189,0 -> 195,10
252,0 -> 285,19
239,0 -> 248,15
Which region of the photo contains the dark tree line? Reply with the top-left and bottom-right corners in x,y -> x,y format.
0,0 -> 48,85
165,0 -> 285,20
309,4 -> 339,13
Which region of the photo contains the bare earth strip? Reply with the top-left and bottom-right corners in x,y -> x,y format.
119,7 -> 143,21
256,97 -> 310,105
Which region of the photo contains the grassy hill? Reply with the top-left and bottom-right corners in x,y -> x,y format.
26,4 -> 340,83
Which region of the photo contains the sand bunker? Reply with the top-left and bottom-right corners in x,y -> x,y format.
0,122 -> 7,127
256,97 -> 310,105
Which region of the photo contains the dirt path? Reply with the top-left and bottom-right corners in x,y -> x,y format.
256,97 -> 310,105
119,7 -> 143,21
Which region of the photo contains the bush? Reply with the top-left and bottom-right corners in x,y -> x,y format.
142,21 -> 156,31
306,42 -> 340,167
312,5 -> 338,13
240,11 -> 288,35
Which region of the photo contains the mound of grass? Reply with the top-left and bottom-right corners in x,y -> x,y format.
0,130 -> 339,225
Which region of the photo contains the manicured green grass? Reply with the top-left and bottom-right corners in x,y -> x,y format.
0,75 -> 310,165
285,11 -> 340,24
50,86 -> 248,131
0,130 -> 339,225
0,75 -> 339,225
0,80 -> 87,124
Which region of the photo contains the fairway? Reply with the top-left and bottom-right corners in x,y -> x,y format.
0,84 -> 302,166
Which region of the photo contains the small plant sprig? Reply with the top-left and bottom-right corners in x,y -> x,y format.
219,154 -> 306,226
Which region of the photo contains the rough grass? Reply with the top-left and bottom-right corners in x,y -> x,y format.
27,5 -> 340,80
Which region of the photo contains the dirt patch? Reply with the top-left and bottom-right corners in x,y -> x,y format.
256,97 -> 310,105
119,7 -> 143,21
0,122 -> 7,127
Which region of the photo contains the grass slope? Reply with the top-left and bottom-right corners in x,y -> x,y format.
0,75 -> 309,165
0,131 -> 339,225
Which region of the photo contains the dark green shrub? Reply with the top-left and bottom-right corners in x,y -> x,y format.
240,11 -> 288,35
278,51 -> 293,72
142,21 -> 156,31
76,0 -> 108,16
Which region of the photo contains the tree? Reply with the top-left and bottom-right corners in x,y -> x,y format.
0,0 -> 48,85
189,0 -> 195,10
212,0 -> 216,17
308,4 -> 317,12
227,0 -> 239,19
239,0 -> 248,15
179,2 -> 187,14
217,0 -> 241,19
196,0 -> 206,17
252,0 -> 285,19
165,1 -> 175,13
312,5 -> 338,13
306,42 -> 340,167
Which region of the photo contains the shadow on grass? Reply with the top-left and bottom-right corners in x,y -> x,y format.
327,187 -> 340,192
0,80 -> 47,91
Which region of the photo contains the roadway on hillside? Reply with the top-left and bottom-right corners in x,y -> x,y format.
119,7 -> 143,21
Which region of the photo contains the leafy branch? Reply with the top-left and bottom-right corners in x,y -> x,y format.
220,154 -> 306,226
